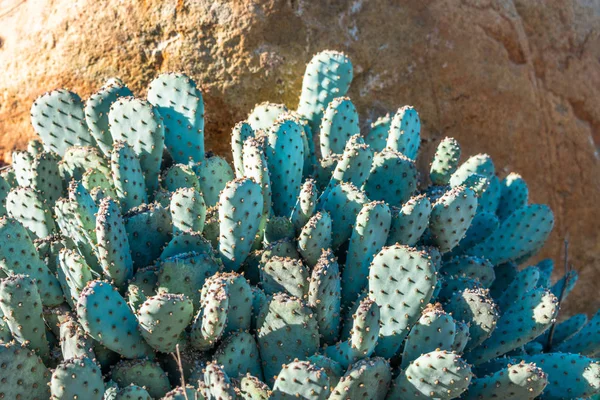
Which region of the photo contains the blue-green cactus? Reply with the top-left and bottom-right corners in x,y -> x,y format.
247,102 -> 288,131
430,137 -> 461,185
218,178 -> 263,271
0,342 -> 51,399
386,194 -> 431,247
232,121 -> 255,177
77,280 -> 152,358
110,359 -> 171,399
170,187 -> 207,233
6,186 -> 57,239
386,106 -> 421,160
148,73 -> 205,164
319,97 -> 360,158
297,50 -> 353,133
364,114 -> 391,153
290,179 -> 318,231
363,148 -> 417,207
0,275 -> 50,361
194,153 -> 235,208
31,89 -> 96,156
50,357 -> 104,400
308,249 -> 341,345
85,78 -> 134,156
462,361 -> 547,400
320,182 -> 368,249
110,140 -> 148,211
329,357 -> 391,400
57,248 -> 94,308
31,151 -> 64,205
497,172 -> 529,220
109,97 -> 165,193
272,360 -> 331,400
342,201 -> 391,306
124,202 -> 172,269
328,134 -> 373,190
369,245 -> 438,358
260,256 -> 309,298
213,330 -> 263,381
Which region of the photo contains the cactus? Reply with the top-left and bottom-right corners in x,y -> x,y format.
50,357 -> 104,400
137,293 -> 194,353
2,51 -> 599,400
272,360 -> 330,399
297,50 -> 353,133
0,275 -> 50,361
110,359 -> 172,398
148,73 -> 205,164
386,105 -> 421,160
77,280 -> 152,358
388,350 -> 472,400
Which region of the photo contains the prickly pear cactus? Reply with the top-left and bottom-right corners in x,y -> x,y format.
1,49 -> 598,400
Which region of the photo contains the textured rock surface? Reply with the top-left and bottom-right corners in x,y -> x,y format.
0,0 -> 598,315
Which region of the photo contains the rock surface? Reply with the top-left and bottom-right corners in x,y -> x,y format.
0,0 -> 598,315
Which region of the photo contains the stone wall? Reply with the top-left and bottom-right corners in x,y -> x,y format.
0,0 -> 598,315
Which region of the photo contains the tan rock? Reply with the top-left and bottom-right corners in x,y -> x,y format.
0,0 -> 598,315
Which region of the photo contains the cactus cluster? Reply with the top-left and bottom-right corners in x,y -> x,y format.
0,51 -> 598,400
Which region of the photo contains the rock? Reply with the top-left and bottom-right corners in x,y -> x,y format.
0,0 -> 598,315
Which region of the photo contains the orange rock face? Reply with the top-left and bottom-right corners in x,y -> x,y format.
0,0 -> 598,315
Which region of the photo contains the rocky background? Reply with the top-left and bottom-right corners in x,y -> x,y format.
0,0 -> 598,316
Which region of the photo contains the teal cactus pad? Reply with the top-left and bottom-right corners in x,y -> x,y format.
6,186 -> 57,239
523,353 -> 600,400
456,173 -> 490,196
550,269 -> 578,301
159,230 -> 216,260
31,151 -> 64,205
138,293 -> 194,353
162,163 -> 201,193
308,249 -> 342,345
57,248 -> 94,308
0,170 -> 12,217
59,317 -> 96,360
291,179 -> 318,231
450,153 -> 495,187
194,153 -> 235,208
272,360 -> 330,400
12,150 -> 34,187
297,211 -> 332,268
247,102 -> 288,131
363,148 -> 417,207
31,89 -> 96,156
440,255 -> 496,288
96,197 -> 134,289
555,309 -> 600,357
157,251 -> 220,311
430,137 -> 461,185
462,361 -> 547,400
0,275 -> 50,361
307,355 -> 344,388
329,357 -> 391,400
111,140 -> 148,211
213,330 -> 263,381
77,280 -> 152,358
256,293 -> 320,385
0,217 -> 64,305
389,350 -> 472,400
170,187 -> 207,233
444,288 -> 499,352
242,137 -> 272,217
50,357 -> 104,400
190,280 -> 229,351
297,50 -> 353,133
115,385 -> 153,400
325,297 -> 380,368
109,96 -> 165,193
386,105 -> 421,160
477,174 -> 501,214
401,304 -> 458,368
342,201 -> 391,306
265,117 -> 305,216
204,272 -> 253,334
148,73 -> 205,164
85,78 -> 133,156
314,154 -> 341,191
232,121 -> 255,177
163,385 -> 204,400
364,113 -> 391,153
452,211 -> 499,254
466,288 -> 558,365
202,362 -> 237,400
319,97 -> 360,157
218,178 -> 263,271
111,359 -> 172,399
124,202 -> 172,269
488,262 -> 518,298
82,166 -> 117,197
537,313 -> 587,349
328,134 -> 373,190
60,147 -> 110,186
495,265 -> 541,311
202,205 -> 220,248
467,204 -> 554,265
320,182 -> 368,249
535,258 -> 554,288
260,256 -> 309,298
369,245 -> 437,358
236,374 -> 271,399
497,172 -> 529,220
429,186 -> 478,252
0,342 -> 51,399
263,216 -> 295,244
386,194 -> 431,247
